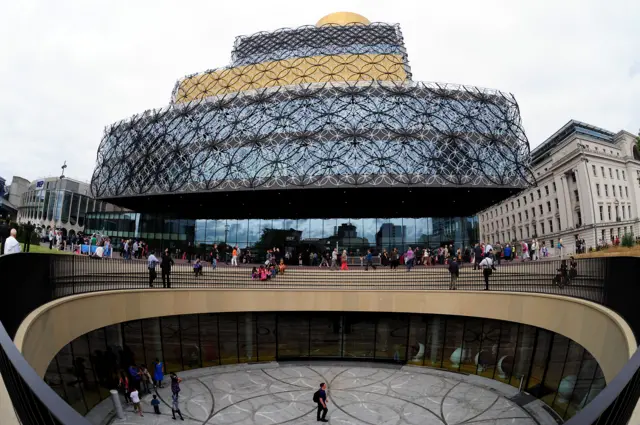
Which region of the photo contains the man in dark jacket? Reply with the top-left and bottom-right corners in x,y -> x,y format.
160,248 -> 174,288
473,244 -> 483,270
448,257 -> 460,290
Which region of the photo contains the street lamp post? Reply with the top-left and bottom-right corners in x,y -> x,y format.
49,161 -> 67,244
577,144 -> 598,248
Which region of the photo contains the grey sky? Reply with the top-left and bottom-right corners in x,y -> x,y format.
1,0 -> 638,184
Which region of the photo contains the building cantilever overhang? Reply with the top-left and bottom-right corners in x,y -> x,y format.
90,13 -> 534,218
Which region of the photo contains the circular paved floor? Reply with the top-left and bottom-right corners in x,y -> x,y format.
108,363 -> 556,424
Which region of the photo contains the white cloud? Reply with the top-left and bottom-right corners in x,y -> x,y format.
1,0 -> 638,184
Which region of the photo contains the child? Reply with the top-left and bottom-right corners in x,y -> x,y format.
151,394 -> 161,414
278,259 -> 286,274
172,392 -> 184,420
130,388 -> 143,417
251,267 -> 258,280
193,258 -> 202,276
259,265 -> 268,281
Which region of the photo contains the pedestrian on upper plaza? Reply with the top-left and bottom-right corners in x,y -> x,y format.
473,243 -> 483,270
340,250 -> 349,270
171,392 -> 184,420
484,242 -> 493,260
479,252 -> 495,290
3,229 -> 20,255
521,241 -> 529,262
504,244 -> 512,261
531,239 -> 538,261
448,256 -> 460,290
331,248 -> 338,270
390,248 -> 399,270
132,240 -> 139,259
49,229 -> 55,249
494,242 -> 502,265
231,245 -> 238,267
365,249 -> 376,271
314,382 -> 329,422
211,244 -> 218,269
160,248 -> 174,288
153,358 -> 164,388
147,251 -> 160,287
405,246 -> 414,271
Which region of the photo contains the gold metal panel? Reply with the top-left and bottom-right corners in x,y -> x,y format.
316,12 -> 371,26
174,54 -> 407,103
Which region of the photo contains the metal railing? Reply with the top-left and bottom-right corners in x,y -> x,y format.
48,255 -> 607,304
0,252 -> 639,424
0,321 -> 90,425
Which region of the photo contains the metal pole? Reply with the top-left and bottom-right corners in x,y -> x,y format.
110,389 -> 125,419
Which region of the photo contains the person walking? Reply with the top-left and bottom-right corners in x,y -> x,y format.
148,251 -> 160,288
151,395 -> 161,414
314,382 -> 329,422
160,248 -> 174,288
118,372 -> 131,404
340,250 -> 349,271
473,244 -> 483,270
130,388 -> 143,417
170,372 -> 182,397
211,244 -> 218,269
530,239 -> 538,261
365,249 -> 376,271
390,248 -> 399,270
479,253 -> 495,290
331,248 -> 338,270
3,229 -> 20,254
521,241 -> 529,262
504,244 -> 512,262
448,257 -> 460,290
405,247 -> 414,271
171,392 -> 184,420
494,242 -> 502,266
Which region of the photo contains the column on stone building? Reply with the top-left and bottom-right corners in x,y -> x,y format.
625,162 -> 640,232
554,175 -> 569,230
560,174 -> 575,229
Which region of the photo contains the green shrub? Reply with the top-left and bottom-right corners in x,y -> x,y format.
621,232 -> 635,248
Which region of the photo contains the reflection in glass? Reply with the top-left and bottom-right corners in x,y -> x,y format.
219,313 -> 239,364
199,314 -> 220,367
310,313 -> 342,357
49,311 -> 603,421
278,313 -> 310,358
343,313 -> 375,359
160,316 -> 182,372
181,315 -> 201,370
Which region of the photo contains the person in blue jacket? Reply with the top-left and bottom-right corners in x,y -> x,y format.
153,358 -> 164,388
503,244 -> 512,261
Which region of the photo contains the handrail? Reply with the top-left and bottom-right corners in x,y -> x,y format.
564,346 -> 640,424
0,320 -> 91,425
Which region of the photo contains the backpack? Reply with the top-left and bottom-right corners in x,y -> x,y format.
312,390 -> 320,403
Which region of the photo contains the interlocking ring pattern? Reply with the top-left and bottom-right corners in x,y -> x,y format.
90,80 -> 533,199
91,22 -> 533,199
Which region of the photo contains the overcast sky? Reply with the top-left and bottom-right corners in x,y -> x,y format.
1,0 -> 638,184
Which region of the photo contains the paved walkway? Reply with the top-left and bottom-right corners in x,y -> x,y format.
99,362 -> 557,425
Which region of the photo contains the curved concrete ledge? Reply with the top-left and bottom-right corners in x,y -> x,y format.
13,289 -> 636,386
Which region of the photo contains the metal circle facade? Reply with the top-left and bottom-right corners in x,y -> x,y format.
90,22 -> 533,200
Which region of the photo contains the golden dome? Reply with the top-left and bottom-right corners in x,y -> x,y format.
316,12 -> 371,27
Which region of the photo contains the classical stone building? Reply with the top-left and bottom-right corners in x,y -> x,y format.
478,120 -> 640,254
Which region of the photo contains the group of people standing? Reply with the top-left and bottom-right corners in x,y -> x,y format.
118,359 -> 184,419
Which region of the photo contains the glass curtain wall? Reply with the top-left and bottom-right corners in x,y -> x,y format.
85,214 -> 479,259
47,312 -> 602,420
